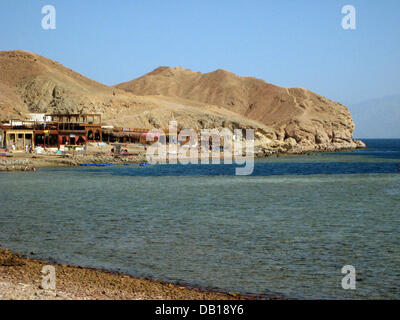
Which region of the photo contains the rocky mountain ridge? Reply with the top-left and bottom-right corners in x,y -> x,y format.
0,50 -> 365,154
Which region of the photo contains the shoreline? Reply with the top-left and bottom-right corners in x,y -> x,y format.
0,249 -> 285,300
0,152 -> 147,172
0,144 -> 366,172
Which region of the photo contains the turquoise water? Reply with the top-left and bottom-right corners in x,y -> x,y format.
0,139 -> 399,299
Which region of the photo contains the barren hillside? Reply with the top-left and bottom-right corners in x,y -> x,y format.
0,51 -> 268,131
117,66 -> 363,150
0,50 -> 364,154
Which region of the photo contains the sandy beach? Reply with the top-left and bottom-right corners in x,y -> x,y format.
0,249 -> 247,300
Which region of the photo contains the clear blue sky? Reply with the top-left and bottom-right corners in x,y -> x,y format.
0,0 -> 399,106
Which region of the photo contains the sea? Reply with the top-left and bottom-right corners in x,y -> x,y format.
0,139 -> 399,299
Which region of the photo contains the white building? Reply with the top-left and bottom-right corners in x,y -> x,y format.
27,113 -> 52,123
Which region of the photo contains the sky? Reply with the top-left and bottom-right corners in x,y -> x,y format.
0,0 -> 399,108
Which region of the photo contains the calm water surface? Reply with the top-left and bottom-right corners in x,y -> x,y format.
0,139 -> 399,299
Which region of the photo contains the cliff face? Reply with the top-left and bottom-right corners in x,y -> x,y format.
0,50 -> 364,154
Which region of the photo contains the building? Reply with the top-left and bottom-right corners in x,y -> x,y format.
1,113 -> 186,152
0,113 -> 103,151
45,114 -> 102,147
0,120 -> 35,152
101,127 -> 182,145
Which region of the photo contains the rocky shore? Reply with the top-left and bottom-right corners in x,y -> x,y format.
0,152 -> 148,172
0,249 -> 249,300
0,138 -> 367,172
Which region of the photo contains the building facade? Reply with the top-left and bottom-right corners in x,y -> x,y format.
0,114 -> 102,151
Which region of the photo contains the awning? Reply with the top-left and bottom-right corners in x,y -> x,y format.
141,132 -> 161,139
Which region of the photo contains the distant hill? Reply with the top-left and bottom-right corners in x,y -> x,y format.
350,95 -> 400,138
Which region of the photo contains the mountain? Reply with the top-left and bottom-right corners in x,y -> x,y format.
116,66 -> 364,151
0,50 -> 140,120
350,95 -> 400,138
0,50 -> 364,154
0,50 -> 264,131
